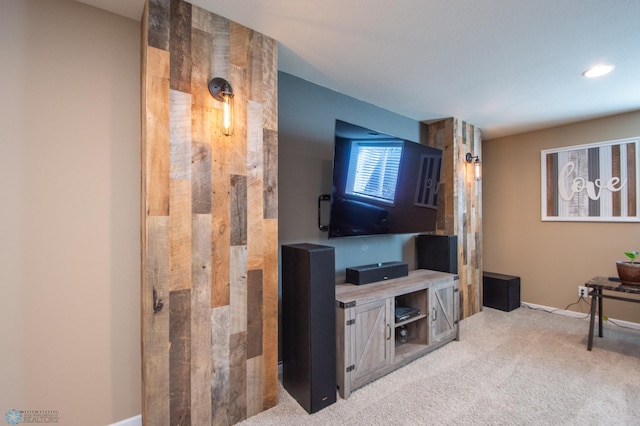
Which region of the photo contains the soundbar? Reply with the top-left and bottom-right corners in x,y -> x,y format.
346,261 -> 409,285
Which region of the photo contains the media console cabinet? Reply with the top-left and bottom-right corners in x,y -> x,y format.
335,269 -> 460,399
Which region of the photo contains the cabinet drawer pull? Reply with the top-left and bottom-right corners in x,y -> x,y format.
432,307 -> 437,322
387,323 -> 391,340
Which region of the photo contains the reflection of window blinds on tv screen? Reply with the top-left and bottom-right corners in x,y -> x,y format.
328,120 -> 443,238
346,142 -> 403,204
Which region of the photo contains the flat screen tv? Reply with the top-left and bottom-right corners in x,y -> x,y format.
328,120 -> 442,238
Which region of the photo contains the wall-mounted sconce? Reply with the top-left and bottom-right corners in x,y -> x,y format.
465,153 -> 481,180
208,77 -> 234,136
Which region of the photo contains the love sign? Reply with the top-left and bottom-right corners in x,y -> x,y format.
541,138 -> 640,222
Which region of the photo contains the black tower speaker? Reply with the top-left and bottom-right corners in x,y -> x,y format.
281,243 -> 337,413
416,234 -> 458,274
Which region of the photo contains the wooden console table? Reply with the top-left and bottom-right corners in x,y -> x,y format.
335,270 -> 459,398
585,276 -> 640,351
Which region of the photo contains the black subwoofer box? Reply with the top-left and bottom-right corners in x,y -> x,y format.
281,243 -> 336,413
416,234 -> 458,274
483,272 -> 521,312
346,261 -> 408,285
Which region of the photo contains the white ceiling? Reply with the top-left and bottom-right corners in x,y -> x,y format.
77,0 -> 640,139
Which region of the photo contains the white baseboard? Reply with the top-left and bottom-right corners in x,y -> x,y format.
109,414 -> 141,426
521,301 -> 640,330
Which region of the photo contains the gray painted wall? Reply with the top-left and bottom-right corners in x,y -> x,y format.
278,72 -> 431,281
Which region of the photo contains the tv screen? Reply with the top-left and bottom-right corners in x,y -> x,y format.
328,120 -> 443,238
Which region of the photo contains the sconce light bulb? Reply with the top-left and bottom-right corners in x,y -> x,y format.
208,77 -> 234,136
222,95 -> 233,134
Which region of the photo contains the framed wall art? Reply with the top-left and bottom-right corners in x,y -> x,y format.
541,137 -> 640,222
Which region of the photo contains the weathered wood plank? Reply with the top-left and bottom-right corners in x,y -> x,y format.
142,216 -> 170,426
261,219 -> 278,409
229,332 -> 248,424
246,355 -> 263,417
230,64 -> 248,176
169,179 -> 191,291
169,0 -> 192,93
148,0 -> 170,50
211,132 -> 231,307
247,270 -> 263,359
230,22 -> 251,69
190,27 -> 213,113
261,37 -> 278,131
190,214 -> 212,425
169,90 -> 192,180
247,101 -> 264,271
230,245 -> 248,334
146,46 -> 171,216
248,32 -> 264,102
263,129 -> 278,219
169,288 -> 191,425
212,14 -> 230,80
192,142 -> 212,214
230,175 -> 248,246
191,4 -> 214,34
627,142 -> 637,216
211,306 -> 230,425
612,144 -> 622,216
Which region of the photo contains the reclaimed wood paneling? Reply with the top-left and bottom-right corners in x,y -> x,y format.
230,175 -> 248,246
145,46 -> 170,216
190,214 -> 212,425
169,288 -> 191,425
169,90 -> 192,180
229,332 -> 248,424
211,306 -> 230,425
247,269 -> 263,359
191,142 -> 212,214
169,0 -> 191,93
169,179 -> 191,291
230,245 -> 248,335
262,218 -> 278,408
212,14 -> 230,79
426,118 -> 482,319
148,0 -> 169,50
627,143 -> 637,216
248,33 -> 264,102
142,0 -> 279,423
263,129 -> 278,219
230,64 -> 248,176
247,101 -> 264,271
246,355 -> 263,417
261,38 -> 278,131
141,216 -> 170,426
210,120 -> 231,309
230,23 -> 251,70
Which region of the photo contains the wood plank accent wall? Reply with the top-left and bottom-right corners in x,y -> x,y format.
426,118 -> 482,319
141,1 -> 278,424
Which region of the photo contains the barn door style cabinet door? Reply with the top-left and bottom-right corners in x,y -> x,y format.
351,298 -> 394,388
335,270 -> 460,399
430,280 -> 459,344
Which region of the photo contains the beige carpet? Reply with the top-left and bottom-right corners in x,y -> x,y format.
239,307 -> 640,425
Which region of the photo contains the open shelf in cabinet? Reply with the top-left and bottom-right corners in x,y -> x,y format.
394,289 -> 428,327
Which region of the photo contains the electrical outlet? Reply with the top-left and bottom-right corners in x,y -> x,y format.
578,286 -> 590,298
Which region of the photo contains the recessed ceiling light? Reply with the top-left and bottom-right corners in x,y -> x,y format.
582,64 -> 615,78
